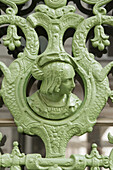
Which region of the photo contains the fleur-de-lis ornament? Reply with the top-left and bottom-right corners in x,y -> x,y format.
3,25 -> 21,51
91,25 -> 110,51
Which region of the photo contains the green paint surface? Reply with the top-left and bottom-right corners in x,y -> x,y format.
0,0 -> 113,169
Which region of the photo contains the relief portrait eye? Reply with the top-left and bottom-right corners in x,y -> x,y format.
26,60 -> 84,120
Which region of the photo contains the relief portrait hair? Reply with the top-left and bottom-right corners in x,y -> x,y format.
32,59 -> 75,94
31,63 -> 44,80
40,62 -> 63,94
32,61 -> 74,94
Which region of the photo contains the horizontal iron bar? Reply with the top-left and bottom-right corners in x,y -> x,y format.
0,119 -> 16,127
0,153 -> 110,169
0,119 -> 113,127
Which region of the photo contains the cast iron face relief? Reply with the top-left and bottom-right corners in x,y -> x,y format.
0,0 -> 113,169
27,60 -> 81,119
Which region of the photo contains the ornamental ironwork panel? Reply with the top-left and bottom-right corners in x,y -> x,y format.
0,0 -> 113,169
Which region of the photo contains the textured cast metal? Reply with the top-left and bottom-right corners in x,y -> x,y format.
0,0 -> 113,169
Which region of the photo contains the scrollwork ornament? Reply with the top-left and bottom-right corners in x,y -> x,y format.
82,0 -> 112,5
35,4 -> 76,19
0,0 -> 113,162
0,0 -> 18,15
0,0 -> 29,6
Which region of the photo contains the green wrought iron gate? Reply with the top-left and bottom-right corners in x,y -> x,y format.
0,0 -> 113,169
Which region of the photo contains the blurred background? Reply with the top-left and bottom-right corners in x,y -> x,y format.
0,0 -> 113,169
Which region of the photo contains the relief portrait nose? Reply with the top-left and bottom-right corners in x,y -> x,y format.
71,79 -> 75,88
